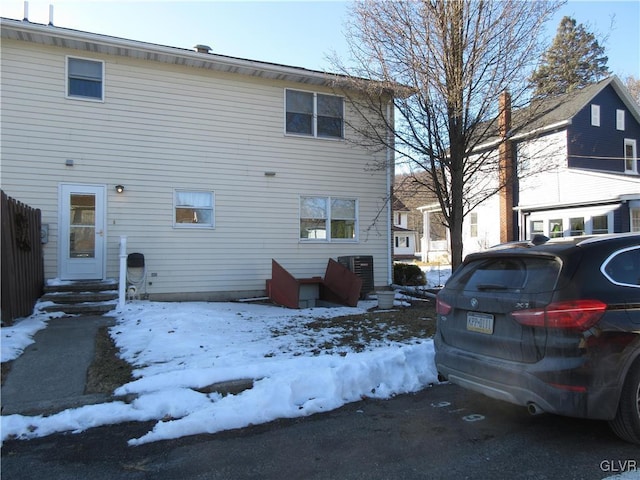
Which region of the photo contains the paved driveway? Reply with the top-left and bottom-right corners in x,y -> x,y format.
2,383 -> 638,479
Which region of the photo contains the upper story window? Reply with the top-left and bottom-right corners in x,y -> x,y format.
67,57 -> 104,101
174,190 -> 214,228
285,89 -> 344,139
469,212 -> 478,238
300,196 -> 357,241
616,109 -> 625,131
591,104 -> 600,127
625,139 -> 637,174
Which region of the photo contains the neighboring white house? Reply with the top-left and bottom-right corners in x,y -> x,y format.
0,17 -> 396,300
392,198 -> 418,261
420,76 -> 640,260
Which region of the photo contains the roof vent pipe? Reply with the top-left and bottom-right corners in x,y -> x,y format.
23,1 -> 28,21
48,4 -> 54,26
194,44 -> 212,54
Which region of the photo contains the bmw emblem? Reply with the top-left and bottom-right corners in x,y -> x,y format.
470,298 -> 479,309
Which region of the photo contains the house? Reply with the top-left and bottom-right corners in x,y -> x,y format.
392,198 -> 418,261
420,76 -> 640,259
0,17 -> 395,301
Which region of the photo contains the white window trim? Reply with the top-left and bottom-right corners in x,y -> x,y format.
616,109 -> 625,131
173,189 -> 215,229
284,88 -> 345,140
299,195 -> 358,242
591,104 -> 600,127
65,55 -> 105,102
624,138 -> 637,174
528,208 -> 614,238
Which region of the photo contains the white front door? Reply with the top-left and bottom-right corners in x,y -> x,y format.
59,184 -> 106,280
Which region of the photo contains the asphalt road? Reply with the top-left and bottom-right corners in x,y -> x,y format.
2,383 -> 638,480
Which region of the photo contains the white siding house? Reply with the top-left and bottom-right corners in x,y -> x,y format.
0,18 -> 394,300
392,199 -> 418,260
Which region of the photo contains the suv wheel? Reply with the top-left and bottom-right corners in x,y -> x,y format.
609,359 -> 640,445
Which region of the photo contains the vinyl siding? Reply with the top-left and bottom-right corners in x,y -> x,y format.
1,40 -> 391,298
568,85 -> 640,173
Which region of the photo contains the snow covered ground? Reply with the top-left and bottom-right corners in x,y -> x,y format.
1,269 -> 447,446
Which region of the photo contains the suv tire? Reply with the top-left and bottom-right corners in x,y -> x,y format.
609,358 -> 640,445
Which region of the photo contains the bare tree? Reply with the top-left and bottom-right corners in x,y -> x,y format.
331,0 -> 562,269
624,75 -> 640,106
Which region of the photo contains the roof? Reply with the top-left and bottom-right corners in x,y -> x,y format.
0,17 -> 354,88
478,76 -> 640,148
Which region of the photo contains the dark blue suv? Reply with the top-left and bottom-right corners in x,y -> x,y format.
435,233 -> 640,444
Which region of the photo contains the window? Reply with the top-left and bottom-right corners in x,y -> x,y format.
67,57 -> 104,100
549,219 -> 563,238
395,236 -> 410,248
617,109 -> 625,131
300,196 -> 356,241
602,246 -> 640,287
591,104 -> 600,127
569,217 -> 585,236
450,257 -> 561,295
285,89 -> 344,139
625,139 -> 637,174
470,212 -> 478,238
592,215 -> 609,234
530,220 -> 544,237
632,208 -> 640,233
174,190 -> 214,228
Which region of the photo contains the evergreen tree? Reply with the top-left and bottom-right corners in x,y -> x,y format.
530,16 -> 609,98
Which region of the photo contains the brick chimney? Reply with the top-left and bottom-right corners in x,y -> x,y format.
498,91 -> 514,243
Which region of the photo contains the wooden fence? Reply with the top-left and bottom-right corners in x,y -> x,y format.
1,190 -> 44,325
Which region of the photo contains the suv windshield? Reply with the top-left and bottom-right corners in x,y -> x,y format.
449,256 -> 561,294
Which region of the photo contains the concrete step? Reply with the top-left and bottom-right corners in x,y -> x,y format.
41,301 -> 117,315
41,291 -> 118,304
43,280 -> 118,294
41,280 -> 118,315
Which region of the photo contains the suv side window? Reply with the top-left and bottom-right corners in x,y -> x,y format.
602,246 -> 640,287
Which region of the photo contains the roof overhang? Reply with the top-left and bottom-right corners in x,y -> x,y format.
0,17 -> 344,87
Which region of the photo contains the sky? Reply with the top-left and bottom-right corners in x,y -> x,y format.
1,0 -> 638,78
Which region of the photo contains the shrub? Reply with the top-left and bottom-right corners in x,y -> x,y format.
393,263 -> 426,286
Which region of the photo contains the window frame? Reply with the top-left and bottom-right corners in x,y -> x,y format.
631,208 -> 640,233
66,56 -> 105,102
173,189 -> 215,229
616,109 -> 625,131
591,104 -> 600,127
624,139 -> 637,174
285,89 -> 344,140
299,195 -> 358,242
469,212 -> 478,238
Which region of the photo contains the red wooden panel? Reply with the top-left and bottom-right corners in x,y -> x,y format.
269,259 -> 300,309
321,258 -> 362,307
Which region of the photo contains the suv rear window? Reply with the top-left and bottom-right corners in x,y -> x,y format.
448,257 -> 561,294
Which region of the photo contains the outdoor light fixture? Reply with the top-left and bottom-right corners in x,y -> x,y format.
115,185 -> 125,193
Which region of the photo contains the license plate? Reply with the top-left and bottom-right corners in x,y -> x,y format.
467,312 -> 494,334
